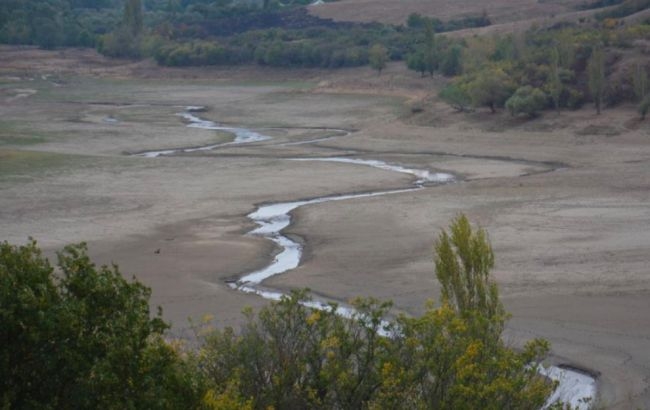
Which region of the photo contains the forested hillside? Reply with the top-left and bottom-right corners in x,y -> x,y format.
1,0 -> 648,115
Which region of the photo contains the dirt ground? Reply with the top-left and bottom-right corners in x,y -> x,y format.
1,48 -> 650,408
309,0 -> 586,25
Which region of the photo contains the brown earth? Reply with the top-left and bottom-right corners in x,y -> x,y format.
1,48 -> 650,408
309,0 -> 587,25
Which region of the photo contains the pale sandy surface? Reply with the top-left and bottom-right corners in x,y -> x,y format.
1,49 -> 650,408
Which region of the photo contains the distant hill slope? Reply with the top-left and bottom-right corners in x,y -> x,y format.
309,0 -> 590,25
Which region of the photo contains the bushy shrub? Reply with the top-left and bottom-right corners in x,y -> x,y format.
506,86 -> 548,117
0,241 -> 203,408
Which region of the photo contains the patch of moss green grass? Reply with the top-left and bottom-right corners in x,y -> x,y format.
0,149 -> 97,183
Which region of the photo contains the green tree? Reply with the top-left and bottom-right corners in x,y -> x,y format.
123,0 -> 143,36
440,44 -> 463,76
549,47 -> 562,114
369,43 -> 389,75
632,63 -> 648,102
467,67 -> 515,113
0,240 -> 203,408
424,20 -> 437,76
587,46 -> 606,115
406,50 -> 427,77
506,86 -> 548,118
439,83 -> 472,112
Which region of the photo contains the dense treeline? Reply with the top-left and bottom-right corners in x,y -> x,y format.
1,216 -> 563,408
0,0 -> 121,48
0,0 -> 339,49
97,3 -> 491,63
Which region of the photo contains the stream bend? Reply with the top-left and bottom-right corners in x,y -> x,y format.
136,107 -> 596,409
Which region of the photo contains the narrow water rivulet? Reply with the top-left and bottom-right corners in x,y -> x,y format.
139,107 -> 596,409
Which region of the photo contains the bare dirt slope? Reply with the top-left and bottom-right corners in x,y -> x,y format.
2,49 -> 650,408
309,0 -> 587,25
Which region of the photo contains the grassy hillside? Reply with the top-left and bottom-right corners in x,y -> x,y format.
309,0 -> 589,25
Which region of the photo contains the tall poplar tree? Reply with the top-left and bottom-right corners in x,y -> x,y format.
588,46 -> 605,115
123,0 -> 143,36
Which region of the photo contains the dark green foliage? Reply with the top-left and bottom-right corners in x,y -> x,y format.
0,0 -> 120,48
506,86 -> 548,117
123,0 -> 143,36
406,12 -> 491,33
0,240 -> 203,409
440,44 -> 463,76
407,50 -> 427,76
152,28 -> 378,68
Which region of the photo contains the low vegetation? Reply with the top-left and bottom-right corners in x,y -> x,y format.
1,216 -> 560,408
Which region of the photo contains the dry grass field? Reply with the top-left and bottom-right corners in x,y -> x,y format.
309,0 -> 587,25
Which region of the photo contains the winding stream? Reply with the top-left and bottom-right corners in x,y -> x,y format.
136,106 -> 271,158
138,107 -> 596,408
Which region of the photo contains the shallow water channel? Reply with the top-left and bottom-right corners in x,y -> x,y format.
137,107 -> 596,408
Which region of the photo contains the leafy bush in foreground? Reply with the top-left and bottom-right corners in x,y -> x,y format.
0,241 -> 202,409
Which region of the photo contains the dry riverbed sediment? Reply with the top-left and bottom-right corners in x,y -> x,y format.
1,51 -> 649,408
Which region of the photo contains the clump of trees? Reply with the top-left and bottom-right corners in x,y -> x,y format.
98,0 -> 144,58
432,22 -> 650,118
0,0 -> 118,48
1,216 -> 562,408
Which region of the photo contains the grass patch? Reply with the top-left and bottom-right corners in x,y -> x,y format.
0,134 -> 48,146
0,149 -> 92,181
0,121 -> 48,146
